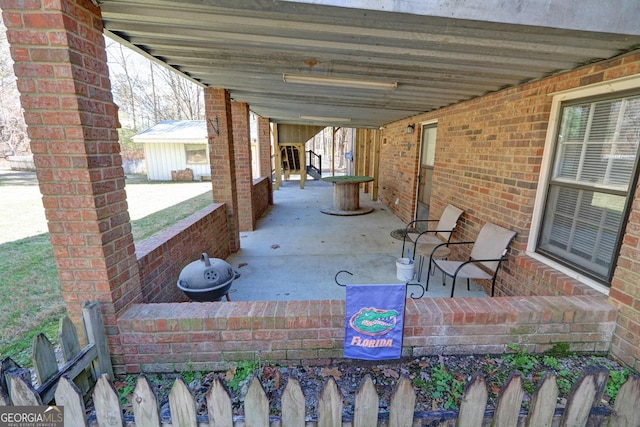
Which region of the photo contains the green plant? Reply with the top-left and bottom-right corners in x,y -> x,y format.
429,363 -> 463,410
180,364 -> 202,385
606,369 -> 630,404
116,374 -> 137,406
544,342 -> 572,357
503,344 -> 538,375
542,355 -> 560,370
556,369 -> 578,395
411,376 -> 429,392
227,360 -> 259,393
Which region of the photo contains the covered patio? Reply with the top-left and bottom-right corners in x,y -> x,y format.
1,0 -> 639,374
226,179 -> 489,301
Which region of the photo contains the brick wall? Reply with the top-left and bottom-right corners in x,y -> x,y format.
252,176 -> 273,221
205,88 -> 240,252
378,121 -> 421,224
115,295 -> 616,374
232,101 -> 256,231
257,116 -> 272,179
609,180 -> 640,371
133,178 -> 272,307
135,203 -> 230,304
377,50 -> 640,370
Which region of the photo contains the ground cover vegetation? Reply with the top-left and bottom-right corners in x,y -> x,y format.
0,190 -> 213,366
110,346 -> 633,421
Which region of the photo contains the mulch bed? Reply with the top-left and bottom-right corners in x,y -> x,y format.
111,353 -> 631,422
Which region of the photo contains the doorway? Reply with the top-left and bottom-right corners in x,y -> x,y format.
415,123 -> 437,230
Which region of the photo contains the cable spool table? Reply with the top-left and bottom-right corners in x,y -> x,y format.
321,175 -> 374,216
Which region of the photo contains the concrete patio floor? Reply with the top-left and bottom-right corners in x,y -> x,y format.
226,179 -> 488,301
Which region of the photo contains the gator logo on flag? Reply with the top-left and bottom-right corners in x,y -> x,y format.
344,284 -> 406,360
349,308 -> 398,336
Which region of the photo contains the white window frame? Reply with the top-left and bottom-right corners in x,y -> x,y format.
528,75 -> 640,295
185,144 -> 208,165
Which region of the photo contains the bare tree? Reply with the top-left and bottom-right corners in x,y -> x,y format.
107,40 -> 143,130
0,16 -> 29,158
106,38 -> 204,132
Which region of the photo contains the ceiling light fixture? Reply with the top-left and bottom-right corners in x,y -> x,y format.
299,115 -> 352,123
284,74 -> 397,90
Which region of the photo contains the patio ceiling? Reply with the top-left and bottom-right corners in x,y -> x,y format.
99,0 -> 640,129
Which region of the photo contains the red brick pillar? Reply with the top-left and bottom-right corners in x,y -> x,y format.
205,88 -> 240,251
257,116 -> 272,179
1,0 -> 142,335
232,101 -> 256,231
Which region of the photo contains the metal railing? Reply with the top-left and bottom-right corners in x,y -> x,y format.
306,150 -> 322,179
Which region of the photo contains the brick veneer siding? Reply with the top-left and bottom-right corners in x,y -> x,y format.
115,295 -> 616,374
252,176 -> 273,220
257,116 -> 272,178
135,203 -> 230,304
205,88 -> 240,252
609,180 -> 640,371
377,51 -> 640,370
232,101 -> 256,232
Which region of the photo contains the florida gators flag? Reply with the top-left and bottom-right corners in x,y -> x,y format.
344,284 -> 406,360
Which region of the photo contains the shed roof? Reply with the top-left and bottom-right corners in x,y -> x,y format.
132,120 -> 207,144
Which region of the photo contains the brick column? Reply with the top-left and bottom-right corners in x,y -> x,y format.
231,101 -> 256,231
257,116 -> 272,179
205,88 -> 240,251
1,0 -> 142,339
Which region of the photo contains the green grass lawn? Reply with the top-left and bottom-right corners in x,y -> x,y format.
0,190 -> 213,367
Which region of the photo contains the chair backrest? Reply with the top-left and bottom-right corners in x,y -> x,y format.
470,223 -> 517,273
435,205 -> 464,242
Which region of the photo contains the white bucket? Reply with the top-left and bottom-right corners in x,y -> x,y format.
396,257 -> 415,282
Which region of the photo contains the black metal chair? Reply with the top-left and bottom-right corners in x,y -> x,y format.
425,222 -> 517,297
400,205 -> 464,280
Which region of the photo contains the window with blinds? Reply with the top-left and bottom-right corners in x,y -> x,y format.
538,93 -> 640,284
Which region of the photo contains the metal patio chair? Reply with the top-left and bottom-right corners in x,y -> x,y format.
425,222 -> 517,297
400,205 -> 464,280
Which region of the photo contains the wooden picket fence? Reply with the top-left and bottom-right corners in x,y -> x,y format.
3,367 -> 640,426
0,301 -> 112,406
2,303 -> 640,426
5,369 -> 640,427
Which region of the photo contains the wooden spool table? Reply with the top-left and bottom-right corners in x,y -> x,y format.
321,176 -> 374,216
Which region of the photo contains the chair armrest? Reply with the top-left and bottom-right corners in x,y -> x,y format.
405,219 -> 438,231
425,240 -> 475,258
414,227 -> 460,242
451,257 -> 508,277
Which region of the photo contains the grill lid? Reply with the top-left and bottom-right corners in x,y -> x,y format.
178,253 -> 236,290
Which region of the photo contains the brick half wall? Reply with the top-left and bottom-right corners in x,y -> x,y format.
252,176 -> 273,220
115,295 -> 617,374
135,203 -> 230,304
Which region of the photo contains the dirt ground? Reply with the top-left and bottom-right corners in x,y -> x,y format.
0,164 -> 211,244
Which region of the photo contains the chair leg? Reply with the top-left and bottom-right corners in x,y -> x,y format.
425,258 -> 434,291
450,274 -> 457,298
417,255 -> 425,281
430,258 -> 437,275
467,278 -> 470,291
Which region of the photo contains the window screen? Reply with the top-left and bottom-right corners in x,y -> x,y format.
538,93 -> 640,283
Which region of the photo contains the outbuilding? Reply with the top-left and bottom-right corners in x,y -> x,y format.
132,120 -> 209,181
